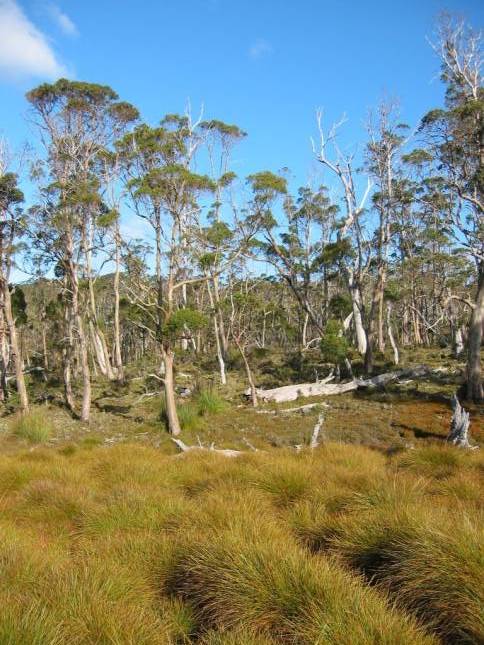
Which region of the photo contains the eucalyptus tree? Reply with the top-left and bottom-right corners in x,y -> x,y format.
420,17 -> 483,401
0,166 -> 29,411
313,113 -> 372,357
254,179 -> 338,348
364,103 -> 408,372
26,79 -> 138,420
118,114 -> 255,434
200,119 -> 246,382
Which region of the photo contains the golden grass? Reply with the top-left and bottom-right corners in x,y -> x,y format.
0,440 -> 481,643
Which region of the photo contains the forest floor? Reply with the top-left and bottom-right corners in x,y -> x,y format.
0,346 -> 482,454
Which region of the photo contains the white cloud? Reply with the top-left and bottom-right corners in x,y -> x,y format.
248,38 -> 273,60
47,3 -> 78,37
0,0 -> 66,79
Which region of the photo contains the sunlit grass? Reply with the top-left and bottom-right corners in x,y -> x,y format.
0,441 -> 480,642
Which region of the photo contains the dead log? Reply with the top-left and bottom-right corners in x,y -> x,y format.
247,366 -> 431,403
447,395 -> 478,450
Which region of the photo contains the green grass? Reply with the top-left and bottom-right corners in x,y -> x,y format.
11,409 -> 53,444
196,389 -> 228,416
0,440 -> 481,643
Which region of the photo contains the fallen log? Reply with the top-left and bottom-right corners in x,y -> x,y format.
247,366 -> 432,403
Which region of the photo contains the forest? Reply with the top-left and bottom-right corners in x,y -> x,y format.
0,10 -> 482,645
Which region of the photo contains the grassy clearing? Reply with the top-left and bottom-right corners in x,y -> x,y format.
0,440 -> 481,643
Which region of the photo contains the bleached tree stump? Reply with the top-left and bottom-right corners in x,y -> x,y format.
447,395 -> 478,450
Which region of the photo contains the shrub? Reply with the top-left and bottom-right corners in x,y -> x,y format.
11,409 -> 52,444
320,319 -> 349,366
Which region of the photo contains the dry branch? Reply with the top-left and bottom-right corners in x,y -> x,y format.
172,438 -> 242,458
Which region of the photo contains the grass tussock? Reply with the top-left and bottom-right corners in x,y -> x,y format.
0,441 -> 480,643
11,408 -> 53,444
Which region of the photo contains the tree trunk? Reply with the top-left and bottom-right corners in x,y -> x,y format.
113,227 -> 124,381
0,306 -> 9,402
466,265 -> 483,402
386,302 -> 399,366
2,283 -> 28,413
69,255 -> 90,422
207,279 -> 227,385
162,347 -> 181,435
41,324 -> 49,371
350,281 -> 367,355
85,218 -> 114,380
62,296 -> 76,414
236,339 -> 258,407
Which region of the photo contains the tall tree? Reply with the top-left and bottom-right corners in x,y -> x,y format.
0,165 -> 29,412
421,17 -> 483,401
27,79 -> 138,420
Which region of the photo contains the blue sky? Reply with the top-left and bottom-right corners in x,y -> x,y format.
0,0 -> 482,187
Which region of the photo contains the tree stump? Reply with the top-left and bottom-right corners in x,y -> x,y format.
447,395 -> 478,450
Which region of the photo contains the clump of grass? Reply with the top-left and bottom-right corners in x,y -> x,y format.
394,445 -> 463,479
81,436 -> 103,449
11,409 -> 52,444
169,518 -> 434,643
177,402 -> 201,430
291,481 -> 484,643
196,389 -> 228,416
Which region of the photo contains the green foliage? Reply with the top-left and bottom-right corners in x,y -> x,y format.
402,148 -> 434,166
96,208 -> 119,228
204,221 -> 233,247
163,309 -> 207,338
319,238 -> 353,265
10,286 -> 27,326
247,171 -> 287,196
200,120 -> 247,139
329,293 -> 352,319
320,320 -> 349,365
0,173 -> 24,210
11,409 -> 52,444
